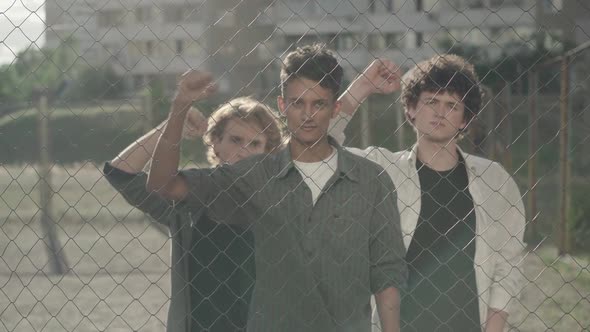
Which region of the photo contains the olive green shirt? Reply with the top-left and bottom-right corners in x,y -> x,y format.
179,140 -> 407,332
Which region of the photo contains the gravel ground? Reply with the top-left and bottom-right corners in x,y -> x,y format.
1,164 -> 589,331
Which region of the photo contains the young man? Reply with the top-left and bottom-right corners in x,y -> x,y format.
331,55 -> 526,332
146,44 -> 407,332
104,98 -> 283,331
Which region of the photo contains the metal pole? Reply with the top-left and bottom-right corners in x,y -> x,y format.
527,71 -> 538,243
558,57 -> 571,255
38,93 -> 69,275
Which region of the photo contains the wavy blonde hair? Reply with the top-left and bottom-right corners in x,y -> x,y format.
203,97 -> 284,165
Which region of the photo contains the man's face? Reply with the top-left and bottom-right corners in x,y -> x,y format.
407,90 -> 467,144
278,77 -> 340,147
212,118 -> 268,165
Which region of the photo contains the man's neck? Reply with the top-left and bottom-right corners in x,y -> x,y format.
290,138 -> 334,163
416,138 -> 460,172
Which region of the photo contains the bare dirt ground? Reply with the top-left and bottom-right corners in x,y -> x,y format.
1,164 -> 589,331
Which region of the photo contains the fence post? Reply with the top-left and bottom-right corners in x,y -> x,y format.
526,70 -> 539,244
558,56 -> 571,255
37,91 -> 69,275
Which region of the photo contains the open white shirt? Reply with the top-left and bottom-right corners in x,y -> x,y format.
329,113 -> 527,330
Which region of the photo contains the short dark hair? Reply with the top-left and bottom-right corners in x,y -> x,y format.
280,44 -> 343,100
401,54 -> 483,124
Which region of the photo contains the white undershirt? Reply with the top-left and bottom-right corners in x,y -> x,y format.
293,148 -> 338,205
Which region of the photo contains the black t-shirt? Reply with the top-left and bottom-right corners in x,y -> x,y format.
189,217 -> 255,332
401,156 -> 480,332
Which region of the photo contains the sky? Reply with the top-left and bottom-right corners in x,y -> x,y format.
0,0 -> 45,65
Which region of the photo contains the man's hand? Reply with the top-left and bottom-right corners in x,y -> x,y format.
173,69 -> 217,114
338,59 -> 402,117
182,107 -> 208,139
350,58 -> 402,101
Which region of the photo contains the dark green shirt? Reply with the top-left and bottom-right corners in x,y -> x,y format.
103,163 -> 254,332
179,141 -> 407,332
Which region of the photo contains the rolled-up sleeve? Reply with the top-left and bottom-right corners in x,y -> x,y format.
103,162 -> 175,224
369,172 -> 408,294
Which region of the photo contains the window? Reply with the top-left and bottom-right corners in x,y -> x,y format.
336,33 -> 356,50
368,34 -> 386,51
98,9 -> 124,27
175,40 -> 184,54
164,5 -> 187,23
386,0 -> 394,12
415,32 -> 423,47
145,41 -> 154,56
368,0 -> 376,13
135,6 -> 154,24
386,33 -> 401,49
468,0 -> 485,8
543,0 -> 563,13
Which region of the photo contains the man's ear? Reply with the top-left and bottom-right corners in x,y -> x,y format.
404,109 -> 415,124
277,96 -> 287,116
331,100 -> 342,119
210,134 -> 221,147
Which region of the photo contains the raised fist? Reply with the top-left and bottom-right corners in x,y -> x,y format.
174,69 -> 218,108
358,59 -> 402,95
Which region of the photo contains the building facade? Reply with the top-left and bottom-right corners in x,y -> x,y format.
45,0 -> 587,96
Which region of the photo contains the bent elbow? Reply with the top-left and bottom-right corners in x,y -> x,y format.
145,177 -> 168,196
146,175 -> 186,201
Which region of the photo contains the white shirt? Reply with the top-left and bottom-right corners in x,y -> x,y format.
329,114 -> 527,329
293,148 -> 338,205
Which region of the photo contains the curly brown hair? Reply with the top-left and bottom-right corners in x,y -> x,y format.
203,97 -> 284,165
401,54 -> 484,126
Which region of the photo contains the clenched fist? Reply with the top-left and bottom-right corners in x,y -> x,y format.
356,59 -> 402,96
173,69 -> 218,113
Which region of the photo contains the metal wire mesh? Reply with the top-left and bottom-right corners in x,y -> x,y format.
1,0 -> 589,331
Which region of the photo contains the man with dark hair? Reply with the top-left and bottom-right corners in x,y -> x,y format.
144,44 -> 408,331
330,54 -> 526,332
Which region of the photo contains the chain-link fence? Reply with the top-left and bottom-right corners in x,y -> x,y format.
1,0 -> 589,331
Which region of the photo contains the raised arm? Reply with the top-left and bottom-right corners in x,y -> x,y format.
146,70 -> 217,200
110,108 -> 207,174
330,59 -> 402,145
339,58 -> 402,117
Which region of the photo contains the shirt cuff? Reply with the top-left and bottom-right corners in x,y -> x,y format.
488,285 -> 513,311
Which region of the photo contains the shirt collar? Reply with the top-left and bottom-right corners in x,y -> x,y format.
276,136 -> 359,182
407,143 -> 476,172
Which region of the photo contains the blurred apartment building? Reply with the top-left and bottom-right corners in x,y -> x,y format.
45,0 -> 589,95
